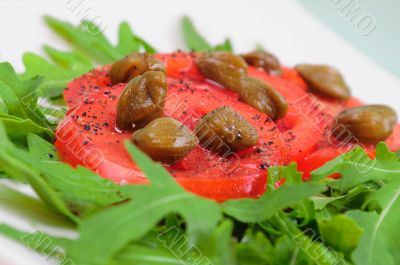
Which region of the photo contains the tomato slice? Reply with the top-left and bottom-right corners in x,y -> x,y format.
65,54 -> 327,163
297,101 -> 400,180
57,74 -> 289,201
248,68 -> 327,160
60,52 -> 394,198
281,66 -> 307,91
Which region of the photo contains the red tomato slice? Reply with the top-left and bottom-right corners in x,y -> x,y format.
281,66 -> 307,91
248,68 -> 327,160
65,54 -> 327,163
57,74 -> 289,201
297,111 -> 400,180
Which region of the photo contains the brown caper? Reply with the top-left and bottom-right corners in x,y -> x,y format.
116,71 -> 167,131
195,106 -> 258,154
195,52 -> 248,92
238,77 -> 288,120
132,117 -> 199,163
241,51 -> 281,75
295,64 -> 351,100
333,104 -> 397,144
110,53 -> 165,85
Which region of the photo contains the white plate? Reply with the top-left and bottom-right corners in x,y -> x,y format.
1,0 -> 399,264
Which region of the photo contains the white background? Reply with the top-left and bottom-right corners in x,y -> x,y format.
0,0 -> 399,264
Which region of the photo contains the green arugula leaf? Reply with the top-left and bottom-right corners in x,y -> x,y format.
0,122 -> 76,222
213,39 -> 233,52
0,97 -> 7,113
0,62 -> 49,127
312,182 -> 378,210
238,229 -> 313,265
181,16 -> 233,52
0,113 -> 53,145
18,134 -> 127,217
0,224 -> 71,256
292,199 -> 316,226
45,16 -> 157,65
0,184 -> 72,228
223,164 -> 325,223
255,43 -> 266,52
44,16 -> 120,64
112,244 -> 183,265
347,178 -> 400,265
204,220 -> 236,265
115,22 -> 156,55
237,231 -> 273,265
67,141 -> 222,265
260,212 -> 347,265
290,226 -> 348,265
36,163 -> 128,217
20,47 -> 93,97
318,215 -> 363,259
27,133 -> 59,161
181,16 -> 212,51
312,143 -> 400,192
222,182 -> 324,223
116,22 -> 141,55
43,45 -> 93,72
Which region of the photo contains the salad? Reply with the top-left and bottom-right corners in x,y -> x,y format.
0,16 -> 399,265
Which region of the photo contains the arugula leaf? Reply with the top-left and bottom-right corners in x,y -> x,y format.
222,183 -> 324,223
45,16 -> 157,65
0,224 -> 187,265
312,182 -> 378,210
0,113 -> 53,145
0,224 -> 71,256
0,184 -> 72,228
181,16 -> 233,52
16,133 -> 126,217
66,141 -> 222,265
113,244 -> 183,265
290,226 -> 348,265
0,97 -> 7,113
237,231 -> 273,265
44,16 -> 120,64
115,22 -> 141,55
213,39 -> 233,52
0,126 -> 126,220
204,220 -> 236,265
36,163 -> 127,217
223,164 -> 325,223
0,123 -> 77,222
27,133 -> 59,161
181,16 -> 212,51
318,215 -> 363,259
20,47 -> 93,97
115,22 -> 156,55
43,45 -> 93,71
259,212 -> 348,265
312,143 -> 400,192
0,62 -> 49,127
347,178 -> 400,265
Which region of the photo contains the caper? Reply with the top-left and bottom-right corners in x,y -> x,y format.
238,77 -> 288,120
195,52 -> 248,92
241,51 -> 281,75
132,117 -> 199,163
333,104 -> 397,144
195,106 -> 258,154
116,71 -> 167,131
295,64 -> 351,100
110,53 -> 165,85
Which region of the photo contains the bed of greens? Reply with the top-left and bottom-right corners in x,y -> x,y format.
0,16 -> 399,265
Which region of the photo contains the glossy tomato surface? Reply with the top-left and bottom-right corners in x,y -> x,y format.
58,52 -> 399,200
57,52 -> 291,201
